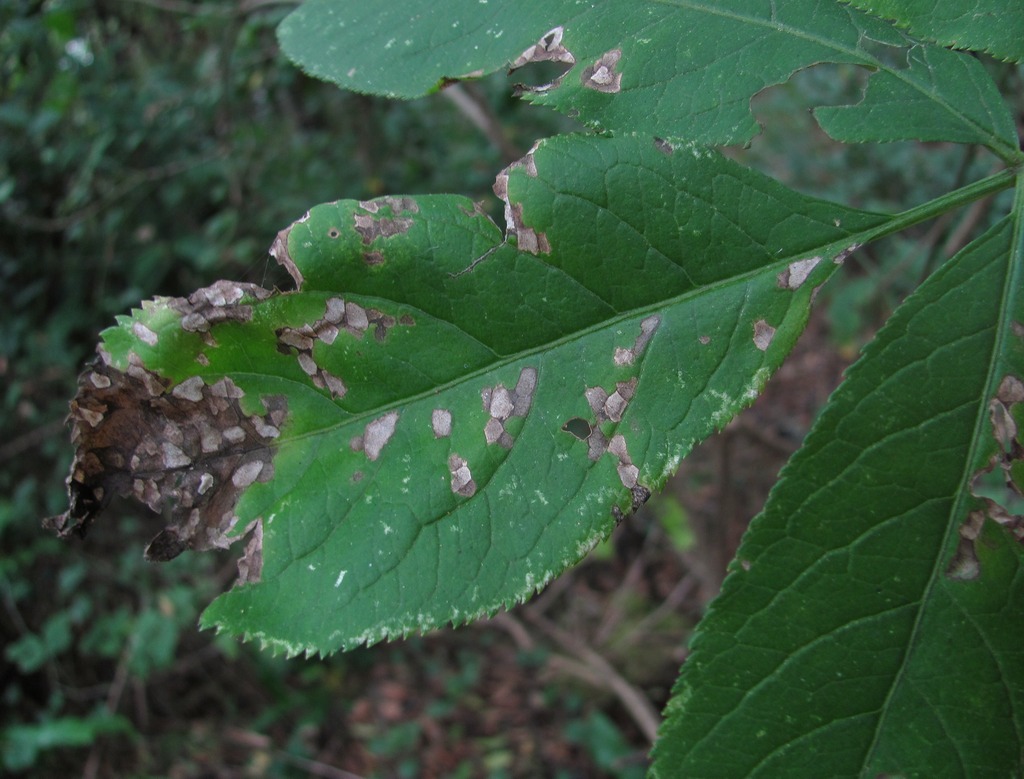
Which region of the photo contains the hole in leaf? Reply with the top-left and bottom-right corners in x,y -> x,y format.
562,417 -> 592,440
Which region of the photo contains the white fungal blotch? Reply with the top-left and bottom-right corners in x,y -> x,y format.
210,378 -> 245,399
947,510 -> 985,581
753,320 -> 776,351
614,315 -> 660,366
448,454 -> 476,498
585,377 -> 637,424
348,303 -> 371,333
171,376 -> 205,402
581,49 -> 622,93
232,460 -> 264,488
88,371 -> 112,389
481,366 -> 538,448
484,417 -> 505,446
321,372 -> 348,399
297,352 -> 318,377
198,472 -> 214,495
132,322 -> 159,346
606,434 -> 644,492
997,374 -> 1024,403
161,442 -> 192,469
250,416 -> 280,439
325,297 -> 346,322
699,335 -> 711,345
488,387 -> 515,420
432,408 -> 452,438
363,411 -> 399,461
617,462 -> 640,489
778,256 -> 821,290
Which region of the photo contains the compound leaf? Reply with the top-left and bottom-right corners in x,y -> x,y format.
844,0 -> 1024,62
278,0 -> 1018,155
653,209 -> 1024,775
50,134 -> 889,654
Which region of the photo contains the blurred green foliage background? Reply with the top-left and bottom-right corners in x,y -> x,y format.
2,1 -> 1019,776
0,1 -> 564,774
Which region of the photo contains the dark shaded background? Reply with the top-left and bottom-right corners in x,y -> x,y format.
3,1 -> 1018,775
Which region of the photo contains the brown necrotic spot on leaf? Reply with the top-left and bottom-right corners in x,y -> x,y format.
432,409 -> 452,438
169,280 -> 272,334
359,196 -> 419,215
753,319 -> 776,351
480,367 -> 538,449
777,257 -> 821,290
275,298 -> 370,400
364,250 -> 385,266
45,359 -> 286,581
832,243 -> 861,265
614,315 -> 660,366
653,137 -> 674,156
362,411 -> 399,461
947,510 -> 984,581
586,428 -> 608,462
997,374 -> 1024,404
586,378 -> 638,424
353,197 -> 419,245
367,309 -> 398,343
581,49 -> 622,93
448,454 -> 476,498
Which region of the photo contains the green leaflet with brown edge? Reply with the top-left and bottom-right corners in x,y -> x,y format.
49,134 -> 887,655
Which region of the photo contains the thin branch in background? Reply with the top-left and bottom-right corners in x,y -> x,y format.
521,610 -> 662,744
442,83 -> 523,164
4,151 -> 227,234
613,573 -> 698,653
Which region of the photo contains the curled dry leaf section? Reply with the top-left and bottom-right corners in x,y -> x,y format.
949,372 -> 1024,580
494,142 -> 550,255
510,26 -> 575,95
45,355 -> 287,584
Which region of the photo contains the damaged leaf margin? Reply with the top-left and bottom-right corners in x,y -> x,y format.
47,135 -> 890,655
46,284 -> 288,584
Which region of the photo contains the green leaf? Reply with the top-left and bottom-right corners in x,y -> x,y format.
814,42 -> 1018,147
844,0 -> 1024,62
51,134 -> 889,655
652,210 -> 1024,775
277,0 -> 1018,155
1,713 -> 132,772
